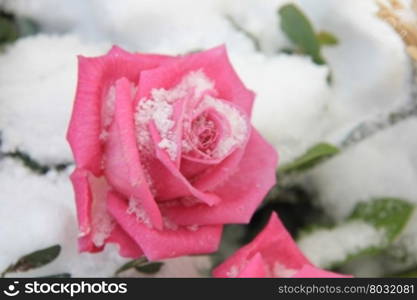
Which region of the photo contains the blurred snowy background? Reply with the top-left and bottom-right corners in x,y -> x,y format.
0,0 -> 417,278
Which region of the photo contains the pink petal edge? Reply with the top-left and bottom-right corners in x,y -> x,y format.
107,191 -> 223,261
70,168 -> 142,257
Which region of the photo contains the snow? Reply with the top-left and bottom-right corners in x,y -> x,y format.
0,158 -> 127,277
0,34 -> 110,164
306,119 -> 417,221
0,158 -> 210,277
233,53 -> 330,163
0,0 -> 416,277
298,221 -> 387,268
299,0 -> 412,134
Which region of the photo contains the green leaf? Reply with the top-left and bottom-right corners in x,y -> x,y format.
0,16 -> 18,45
135,262 -> 164,274
279,143 -> 340,174
317,31 -> 339,46
114,258 -> 147,276
278,4 -> 325,65
1,245 -> 61,277
279,47 -> 297,55
115,258 -> 164,276
15,18 -> 39,37
349,198 -> 415,242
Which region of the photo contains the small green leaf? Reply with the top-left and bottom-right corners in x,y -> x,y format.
278,4 -> 325,65
114,258 -> 164,275
0,16 -> 18,45
280,47 -> 297,55
114,258 -> 147,276
349,198 -> 415,242
135,262 -> 164,274
1,245 -> 61,277
317,31 -> 339,46
279,143 -> 340,174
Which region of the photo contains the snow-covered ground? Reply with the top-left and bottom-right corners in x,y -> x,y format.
0,0 -> 416,277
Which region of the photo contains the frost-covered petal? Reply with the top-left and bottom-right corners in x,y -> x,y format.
67,46 -> 173,175
148,121 -> 221,206
136,45 -> 255,116
161,129 -> 277,225
70,168 -> 142,258
103,78 -> 163,229
182,100 -> 251,192
107,191 -> 223,261
70,168 -> 93,238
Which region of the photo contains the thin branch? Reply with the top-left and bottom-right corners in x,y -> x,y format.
225,15 -> 261,51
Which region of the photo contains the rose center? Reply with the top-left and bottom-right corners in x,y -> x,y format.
190,111 -> 220,155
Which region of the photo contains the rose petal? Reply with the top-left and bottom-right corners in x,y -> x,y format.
161,129 -> 278,225
67,46 -> 174,175
136,45 -> 254,116
149,121 -> 221,206
106,225 -> 143,258
181,107 -> 232,164
107,191 -> 223,261
292,265 -> 352,278
181,102 -> 251,192
236,253 -> 267,278
104,78 -> 163,229
70,167 -> 142,257
212,213 -> 310,278
70,168 -> 93,237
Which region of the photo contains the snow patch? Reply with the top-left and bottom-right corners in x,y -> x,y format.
298,221 -> 387,268
101,85 -> 116,128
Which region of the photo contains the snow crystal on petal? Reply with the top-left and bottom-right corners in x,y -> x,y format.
226,265 -> 239,278
127,197 -> 153,228
186,224 -> 199,232
272,262 -> 297,278
102,85 -> 116,128
90,176 -> 115,247
195,95 -> 248,158
163,216 -> 179,231
135,70 -> 216,161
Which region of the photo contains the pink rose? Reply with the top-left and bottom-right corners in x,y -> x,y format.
213,213 -> 351,278
67,46 -> 278,260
